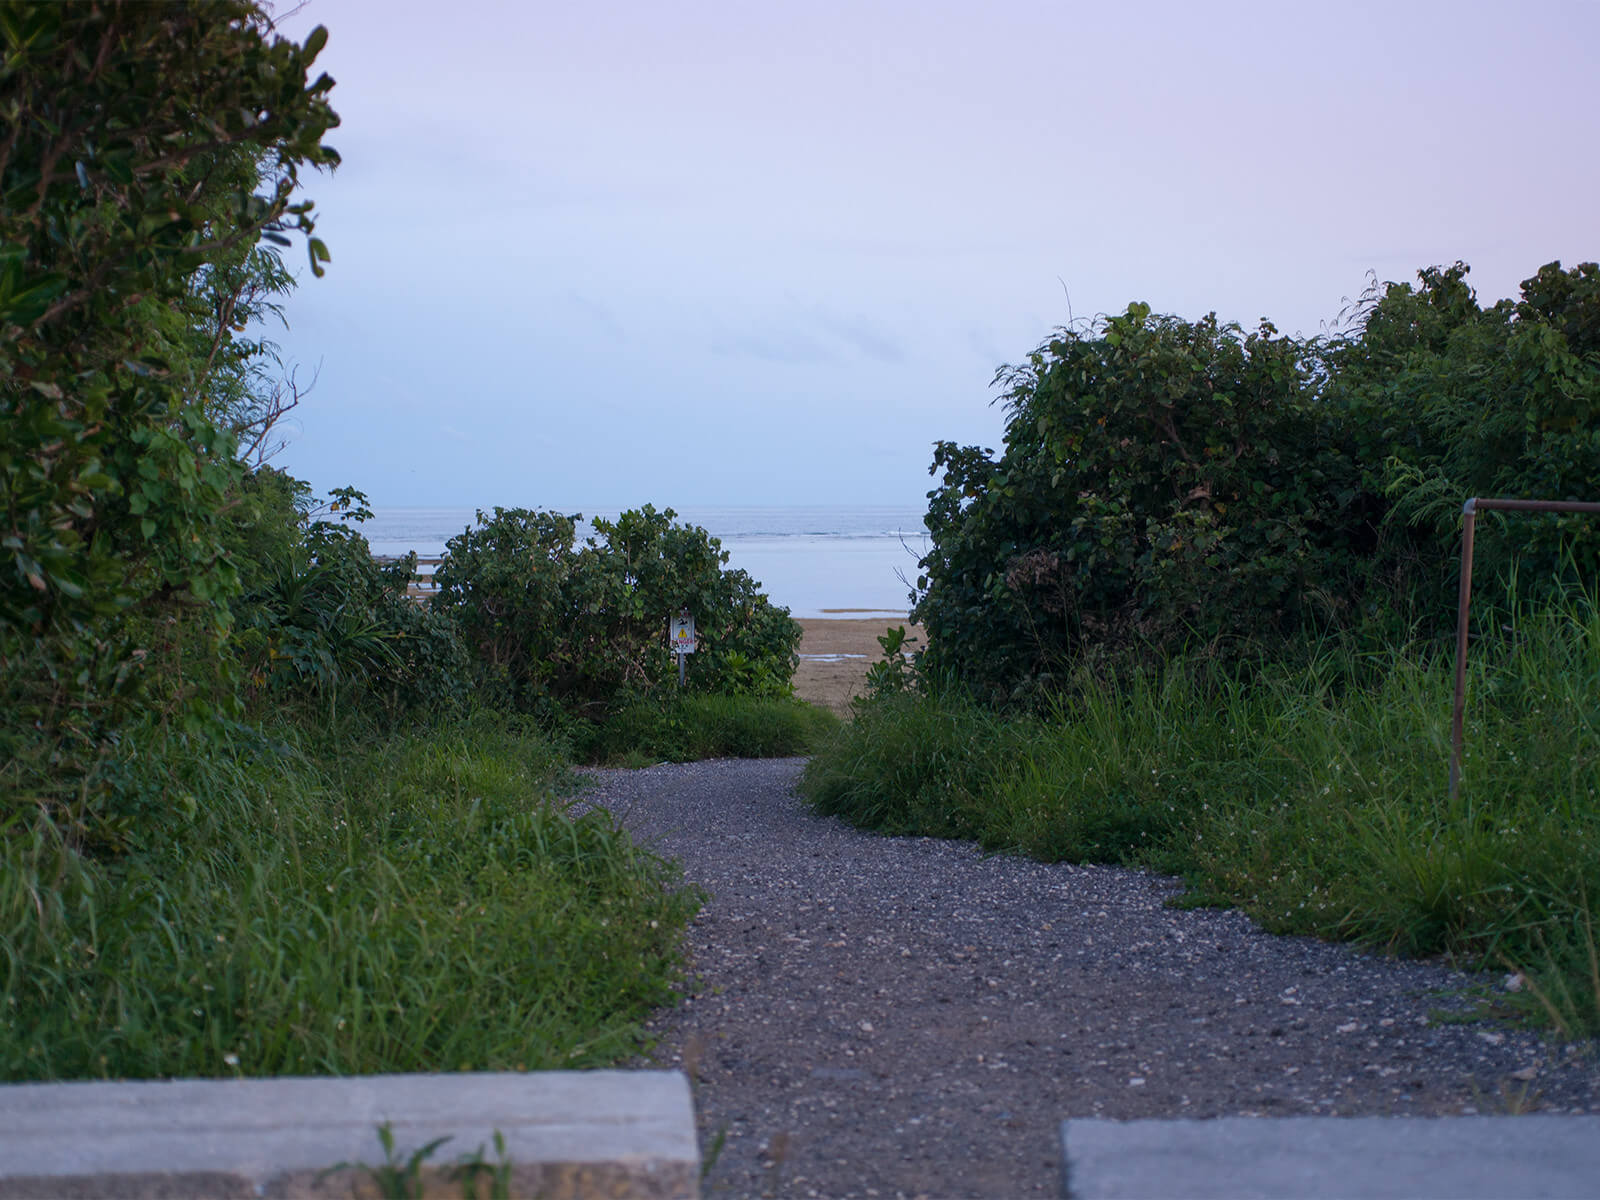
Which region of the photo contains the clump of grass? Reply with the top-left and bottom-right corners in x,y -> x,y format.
575,694 -> 837,766
802,691 -> 1037,840
800,596 -> 1600,1033
0,709 -> 702,1081
1507,885 -> 1600,1039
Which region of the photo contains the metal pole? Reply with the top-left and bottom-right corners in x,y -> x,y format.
1448,500 -> 1477,801
1445,496 -> 1600,800
1467,498 -> 1600,517
677,651 -> 685,688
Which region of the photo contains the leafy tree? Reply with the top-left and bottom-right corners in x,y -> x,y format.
1,1 -> 339,835
584,505 -> 801,701
430,507 -> 585,708
913,262 -> 1600,702
433,505 -> 801,712
1330,260 -> 1600,611
915,305 -> 1371,698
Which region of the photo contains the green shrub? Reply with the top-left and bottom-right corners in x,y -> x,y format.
913,262 -> 1600,701
227,474 -> 471,716
1332,260 -> 1600,623
432,504 -> 800,711
1,2 -> 338,839
803,692 -> 1036,841
914,305 -> 1368,699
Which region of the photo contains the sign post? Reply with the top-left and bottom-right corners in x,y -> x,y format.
668,609 -> 696,687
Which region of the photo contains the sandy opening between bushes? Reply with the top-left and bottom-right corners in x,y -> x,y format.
792,617 -> 921,715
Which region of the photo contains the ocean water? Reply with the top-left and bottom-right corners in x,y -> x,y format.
359,505 -> 929,620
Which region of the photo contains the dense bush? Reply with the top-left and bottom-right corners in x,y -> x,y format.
1,2 -> 338,835
227,471 -> 471,716
432,504 -> 801,712
0,3 -> 747,1090
915,306 -> 1368,698
1331,261 -> 1600,609
914,263 -> 1600,700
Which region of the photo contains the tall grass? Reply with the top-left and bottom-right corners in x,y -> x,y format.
572,694 -> 837,766
802,596 -> 1600,1033
1,710 -> 702,1081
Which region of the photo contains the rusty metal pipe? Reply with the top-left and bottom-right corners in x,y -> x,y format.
1446,496 -> 1600,801
1448,500 -> 1477,801
1466,499 -> 1600,516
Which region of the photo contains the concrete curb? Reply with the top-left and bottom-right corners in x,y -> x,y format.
1061,1115 -> 1600,1199
0,1071 -> 699,1199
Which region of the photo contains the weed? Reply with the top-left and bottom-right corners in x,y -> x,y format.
327,1122 -> 452,1200
1502,883 -> 1600,1039
699,1123 -> 730,1185
452,1130 -> 514,1200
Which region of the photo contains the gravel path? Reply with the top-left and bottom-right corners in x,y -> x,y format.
579,758 -> 1599,1200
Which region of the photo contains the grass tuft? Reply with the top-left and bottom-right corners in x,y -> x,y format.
574,695 -> 837,766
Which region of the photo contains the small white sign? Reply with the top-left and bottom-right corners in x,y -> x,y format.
669,614 -> 696,654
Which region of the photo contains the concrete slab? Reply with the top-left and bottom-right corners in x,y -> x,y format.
1061,1116 -> 1600,1199
0,1070 -> 698,1199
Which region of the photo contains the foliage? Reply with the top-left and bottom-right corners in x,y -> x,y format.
802,591 -> 1600,1032
432,504 -> 801,712
913,262 -> 1600,699
860,623 -> 919,698
571,694 -> 837,766
0,710 -> 702,1081
0,5 -> 729,1092
227,472 -> 470,717
428,507 -> 584,708
1,1 -> 338,833
803,689 -> 1036,841
914,305 -> 1369,697
1330,260 -> 1600,619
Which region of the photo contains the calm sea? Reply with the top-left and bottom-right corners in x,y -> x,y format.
360,505 -> 929,620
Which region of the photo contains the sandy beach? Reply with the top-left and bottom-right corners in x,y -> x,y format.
793,615 -> 921,715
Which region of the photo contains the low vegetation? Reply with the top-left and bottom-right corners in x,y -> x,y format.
4,710 -> 702,1081
808,581 -> 1600,1036
433,504 -> 800,713
7,2 -> 1595,1087
572,694 -> 837,767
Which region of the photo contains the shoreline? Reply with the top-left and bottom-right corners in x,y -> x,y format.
793,615 -> 922,715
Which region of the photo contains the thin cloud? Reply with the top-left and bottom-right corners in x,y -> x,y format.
809,307 -> 904,364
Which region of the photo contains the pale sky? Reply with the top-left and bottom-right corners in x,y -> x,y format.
269,0 -> 1600,509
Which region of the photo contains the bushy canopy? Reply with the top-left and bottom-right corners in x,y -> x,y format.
433,505 -> 802,711
2,1 -> 340,832
914,262 -> 1600,700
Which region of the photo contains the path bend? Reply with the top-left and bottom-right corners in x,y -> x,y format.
580,758 -> 1599,1200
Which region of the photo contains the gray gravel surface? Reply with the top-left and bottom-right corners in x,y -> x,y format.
578,758 -> 1599,1200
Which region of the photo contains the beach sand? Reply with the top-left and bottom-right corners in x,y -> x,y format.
793,616 -> 921,715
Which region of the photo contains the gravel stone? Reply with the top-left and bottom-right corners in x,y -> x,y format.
578,758 -> 1600,1199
